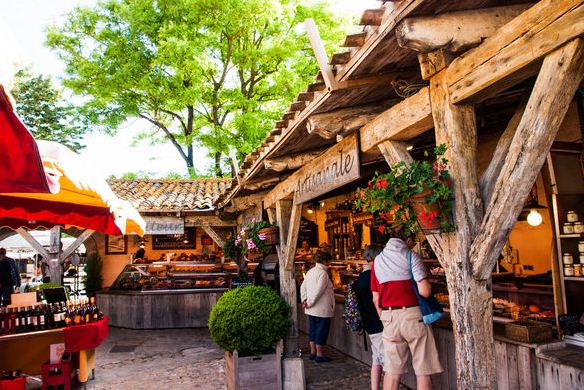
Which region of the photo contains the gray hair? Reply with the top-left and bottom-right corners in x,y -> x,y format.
363,244 -> 384,262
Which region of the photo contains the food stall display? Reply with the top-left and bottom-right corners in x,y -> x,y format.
110,263 -> 231,292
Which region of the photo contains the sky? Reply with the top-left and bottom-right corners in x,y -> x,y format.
0,0 -> 378,178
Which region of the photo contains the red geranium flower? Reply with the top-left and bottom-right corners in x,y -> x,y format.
377,225 -> 386,234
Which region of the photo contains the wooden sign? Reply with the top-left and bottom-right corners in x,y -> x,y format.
152,227 -> 196,250
144,216 -> 184,235
293,132 -> 360,204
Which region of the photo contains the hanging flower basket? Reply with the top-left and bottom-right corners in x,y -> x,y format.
258,226 -> 279,246
354,144 -> 455,236
410,191 -> 443,234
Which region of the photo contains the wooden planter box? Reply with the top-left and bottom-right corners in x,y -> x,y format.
504,320 -> 553,343
225,341 -> 283,390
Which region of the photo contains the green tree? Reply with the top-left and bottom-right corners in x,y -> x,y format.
46,0 -> 347,176
11,70 -> 87,151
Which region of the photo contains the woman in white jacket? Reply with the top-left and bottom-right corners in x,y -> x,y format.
300,251 -> 334,363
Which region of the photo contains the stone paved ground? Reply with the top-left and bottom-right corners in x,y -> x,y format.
25,327 -> 382,389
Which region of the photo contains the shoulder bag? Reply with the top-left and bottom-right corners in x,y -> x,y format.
407,251 -> 444,324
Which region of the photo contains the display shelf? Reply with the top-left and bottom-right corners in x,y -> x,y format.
559,234 -> 584,238
564,277 -> 584,282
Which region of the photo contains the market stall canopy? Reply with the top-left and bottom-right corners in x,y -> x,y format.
0,140 -> 146,236
0,85 -> 51,194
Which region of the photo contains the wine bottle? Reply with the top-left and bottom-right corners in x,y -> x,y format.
73,300 -> 82,325
90,297 -> 99,322
9,307 -> 17,334
83,299 -> 91,323
0,308 -> 5,335
37,304 -> 45,331
65,302 -> 72,327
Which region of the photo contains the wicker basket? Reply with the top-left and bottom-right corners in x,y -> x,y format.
504,320 -> 553,343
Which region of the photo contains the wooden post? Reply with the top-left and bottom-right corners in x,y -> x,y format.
48,226 -> 63,285
304,19 -> 338,91
201,226 -> 227,248
60,229 -> 94,262
273,200 -> 302,356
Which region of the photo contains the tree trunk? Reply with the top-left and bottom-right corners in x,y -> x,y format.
215,151 -> 223,177
444,266 -> 495,389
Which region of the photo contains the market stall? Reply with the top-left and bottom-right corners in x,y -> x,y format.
216,2 -> 584,388
97,178 -> 236,328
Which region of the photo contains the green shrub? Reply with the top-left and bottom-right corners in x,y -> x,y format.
208,286 -> 291,356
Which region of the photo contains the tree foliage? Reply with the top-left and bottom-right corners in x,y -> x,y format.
11,70 -> 87,151
47,0 -> 348,176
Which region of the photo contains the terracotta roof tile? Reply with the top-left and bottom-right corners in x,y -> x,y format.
108,178 -> 232,212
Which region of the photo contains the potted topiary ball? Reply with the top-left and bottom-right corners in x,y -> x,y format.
208,286 -> 291,390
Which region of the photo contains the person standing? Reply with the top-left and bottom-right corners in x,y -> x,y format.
355,244 -> 385,390
0,248 -> 21,306
371,227 -> 442,390
300,251 -> 334,363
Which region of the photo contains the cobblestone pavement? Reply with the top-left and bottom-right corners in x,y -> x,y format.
25,327 -> 381,390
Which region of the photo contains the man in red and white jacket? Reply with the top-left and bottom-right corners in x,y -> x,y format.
371,228 -> 443,390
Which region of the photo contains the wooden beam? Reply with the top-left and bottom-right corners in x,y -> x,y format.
431,71 -> 483,248
282,112 -> 296,121
479,96 -> 528,206
228,191 -> 270,212
471,38 -> 584,280
330,52 -> 351,65
360,9 -> 384,26
342,32 -> 367,48
297,92 -> 315,102
201,226 -> 227,248
396,4 -> 531,53
283,203 -> 302,271
184,215 -> 236,227
242,175 -> 282,191
304,18 -> 338,90
360,87 -> 433,152
264,150 -> 323,172
418,50 -> 454,81
447,0 -> 584,104
307,82 -> 326,93
307,101 -> 395,139
60,229 -> 94,262
289,101 -> 306,112
337,70 -> 416,90
16,228 -> 49,259
275,120 -> 288,129
275,199 -> 302,356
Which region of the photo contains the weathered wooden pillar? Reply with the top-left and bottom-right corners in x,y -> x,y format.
48,226 -> 63,285
273,199 -> 302,355
428,38 -> 584,389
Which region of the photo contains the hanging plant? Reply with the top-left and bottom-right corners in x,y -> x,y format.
241,220 -> 278,257
355,144 -> 454,235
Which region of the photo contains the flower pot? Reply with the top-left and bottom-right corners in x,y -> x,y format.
225,341 -> 283,390
245,250 -> 264,261
409,191 -> 442,234
258,226 -> 280,246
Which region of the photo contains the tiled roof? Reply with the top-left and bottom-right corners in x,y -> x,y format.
108,179 -> 232,212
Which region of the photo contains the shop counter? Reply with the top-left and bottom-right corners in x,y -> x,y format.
97,289 -> 226,329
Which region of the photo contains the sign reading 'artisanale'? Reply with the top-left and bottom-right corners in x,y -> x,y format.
294,132 -> 360,204
144,216 -> 184,235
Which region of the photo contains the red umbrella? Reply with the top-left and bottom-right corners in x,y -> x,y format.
0,85 -> 51,194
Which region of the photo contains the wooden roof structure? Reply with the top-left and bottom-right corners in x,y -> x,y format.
217,0 -> 538,210
216,1 -> 584,388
